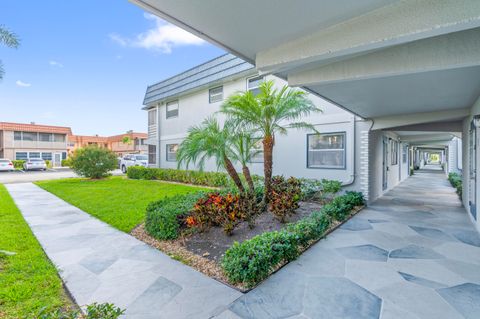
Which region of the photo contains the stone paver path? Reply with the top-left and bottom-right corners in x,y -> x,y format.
5,183 -> 241,319
216,170 -> 480,319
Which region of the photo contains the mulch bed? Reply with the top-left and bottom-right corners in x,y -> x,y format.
130,201 -> 364,292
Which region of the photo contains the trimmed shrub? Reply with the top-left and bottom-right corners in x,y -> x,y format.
145,191 -> 208,240
34,302 -> 124,319
70,146 -> 117,179
299,178 -> 342,202
221,191 -> 365,287
221,230 -> 299,287
127,166 -> 231,187
12,160 -> 25,169
61,158 -> 71,167
448,172 -> 462,197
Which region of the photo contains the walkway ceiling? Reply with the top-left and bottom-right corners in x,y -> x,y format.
131,0 -> 480,120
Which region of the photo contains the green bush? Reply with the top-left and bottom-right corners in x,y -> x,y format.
299,178 -> 342,202
448,172 -> 462,198
12,160 -> 25,169
70,146 -> 118,179
33,302 -> 124,319
221,230 -> 299,287
221,191 -> 364,287
61,158 -> 71,167
145,191 -> 208,240
127,166 -> 231,187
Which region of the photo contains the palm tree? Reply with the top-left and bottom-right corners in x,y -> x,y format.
0,25 -> 20,80
176,116 -> 245,194
229,131 -> 261,194
220,79 -> 321,204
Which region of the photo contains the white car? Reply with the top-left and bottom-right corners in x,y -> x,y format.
23,159 -> 47,171
0,159 -> 14,172
120,154 -> 148,173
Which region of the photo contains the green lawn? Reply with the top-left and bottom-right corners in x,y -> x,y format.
0,184 -> 72,318
35,177 -> 207,232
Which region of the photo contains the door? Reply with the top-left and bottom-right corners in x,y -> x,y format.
54,153 -> 62,168
382,137 -> 388,190
469,121 -> 477,219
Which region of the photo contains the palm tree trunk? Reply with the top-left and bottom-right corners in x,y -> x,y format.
263,135 -> 274,204
223,155 -> 245,194
242,165 -> 255,194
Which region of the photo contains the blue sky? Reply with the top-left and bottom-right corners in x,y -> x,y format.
0,0 -> 224,135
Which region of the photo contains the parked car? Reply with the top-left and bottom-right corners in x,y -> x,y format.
23,159 -> 47,171
0,159 -> 14,172
119,154 -> 148,173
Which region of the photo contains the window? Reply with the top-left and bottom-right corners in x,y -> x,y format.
209,86 -> 223,103
148,109 -> 157,125
402,144 -> 408,163
166,144 -> 178,162
22,132 -> 37,141
247,76 -> 264,96
41,152 -> 52,160
307,133 -> 346,169
54,134 -> 66,143
15,152 -> 28,160
39,133 -> 53,142
62,152 -> 67,160
14,131 -> 21,141
249,139 -> 264,163
148,145 -> 156,164
29,152 -> 40,158
391,140 -> 398,165
166,100 -> 179,119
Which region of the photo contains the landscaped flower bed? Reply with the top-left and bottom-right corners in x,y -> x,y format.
130,173 -> 365,290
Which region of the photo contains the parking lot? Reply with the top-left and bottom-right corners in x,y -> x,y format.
0,168 -> 123,184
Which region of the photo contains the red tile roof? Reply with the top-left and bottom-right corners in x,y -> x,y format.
0,122 -> 72,135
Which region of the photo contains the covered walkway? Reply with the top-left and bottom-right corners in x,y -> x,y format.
218,171 -> 480,319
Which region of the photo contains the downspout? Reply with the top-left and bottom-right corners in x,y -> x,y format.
342,116 -> 357,186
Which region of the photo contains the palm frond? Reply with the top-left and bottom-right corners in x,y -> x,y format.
0,26 -> 20,48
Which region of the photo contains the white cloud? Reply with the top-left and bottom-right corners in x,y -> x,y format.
110,13 -> 205,53
16,80 -> 31,87
49,60 -> 64,67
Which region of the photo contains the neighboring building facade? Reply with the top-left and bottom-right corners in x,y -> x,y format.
68,132 -> 147,156
142,54 -> 413,198
0,122 -> 71,167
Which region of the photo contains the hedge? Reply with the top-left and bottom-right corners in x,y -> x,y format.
127,166 -> 231,188
221,191 -> 365,287
12,160 -> 25,169
145,191 -> 208,240
448,172 -> 462,198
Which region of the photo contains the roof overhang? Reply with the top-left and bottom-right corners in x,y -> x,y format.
131,0 -> 480,120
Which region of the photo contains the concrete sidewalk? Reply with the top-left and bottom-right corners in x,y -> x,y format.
5,183 -> 241,319
216,171 -> 480,319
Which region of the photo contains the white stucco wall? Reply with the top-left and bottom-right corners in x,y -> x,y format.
462,95 -> 480,232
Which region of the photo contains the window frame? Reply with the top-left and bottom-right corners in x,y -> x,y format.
41,152 -> 52,161
166,143 -> 178,162
148,109 -> 157,126
306,132 -> 347,170
209,86 -> 223,104
166,100 -> 179,119
148,145 -> 156,165
246,75 -> 265,96
28,152 -> 41,159
39,133 -> 53,142
14,131 -> 22,141
390,140 -> 399,165
22,132 -> 38,142
15,152 -> 28,160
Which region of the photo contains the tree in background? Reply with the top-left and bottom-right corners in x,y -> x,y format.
220,80 -> 321,204
122,136 -> 132,145
70,145 -> 117,179
0,25 -> 20,80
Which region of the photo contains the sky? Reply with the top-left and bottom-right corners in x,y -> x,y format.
0,0 -> 224,135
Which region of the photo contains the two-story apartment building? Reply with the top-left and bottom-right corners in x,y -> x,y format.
0,122 -> 71,167
142,54 -> 421,198
68,131 -> 147,156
